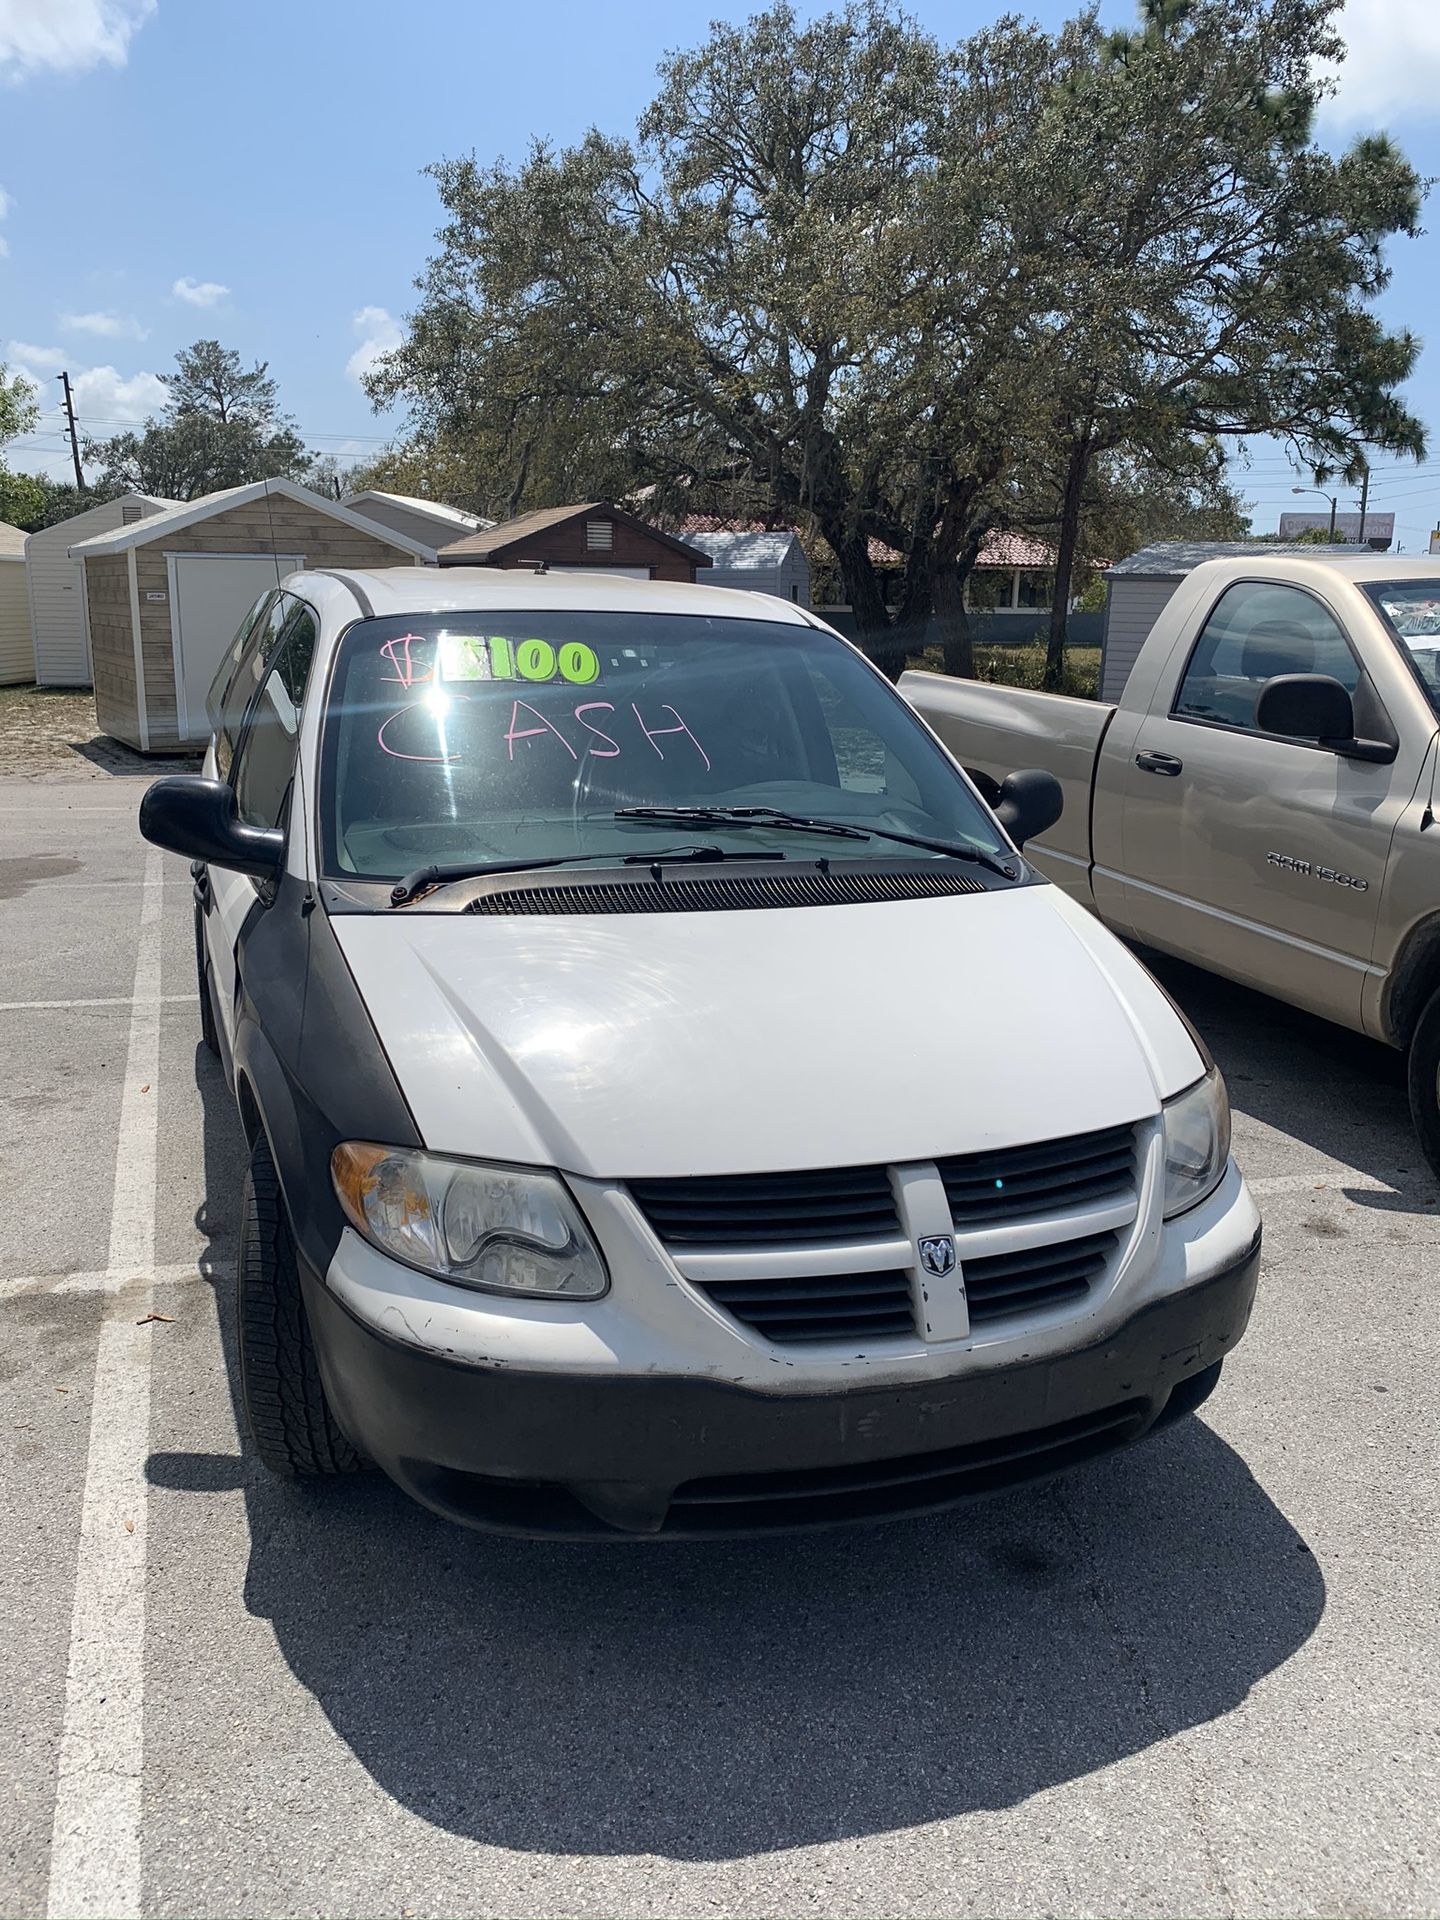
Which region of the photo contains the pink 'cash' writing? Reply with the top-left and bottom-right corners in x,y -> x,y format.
376,694 -> 711,771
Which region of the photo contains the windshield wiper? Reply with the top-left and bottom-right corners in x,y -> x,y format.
614,804 -> 1019,879
621,844 -> 786,867
615,804 -> 869,840
390,844 -> 783,906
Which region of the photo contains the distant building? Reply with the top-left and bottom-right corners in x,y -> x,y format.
1277,510 -> 1393,550
1100,540 -> 1375,701
682,529 -> 811,603
438,501 -> 712,581
346,491 -> 490,553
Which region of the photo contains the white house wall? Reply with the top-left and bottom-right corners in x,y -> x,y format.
0,562 -> 34,684
1100,579 -> 1180,702
28,496 -> 170,685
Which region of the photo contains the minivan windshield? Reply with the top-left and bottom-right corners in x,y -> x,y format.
319,611 -> 1010,884
1362,580 -> 1440,717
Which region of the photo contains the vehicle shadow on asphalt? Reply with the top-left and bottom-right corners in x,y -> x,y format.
150,1033 -> 1329,1858
1144,953 -> 1440,1212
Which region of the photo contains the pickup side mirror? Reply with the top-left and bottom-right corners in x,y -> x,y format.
1254,674 -> 1397,763
1254,673 -> 1354,741
994,768 -> 1064,850
139,776 -> 284,880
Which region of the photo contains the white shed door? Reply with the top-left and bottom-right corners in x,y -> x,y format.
170,553 -> 303,742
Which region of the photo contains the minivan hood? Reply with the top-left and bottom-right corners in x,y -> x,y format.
331,886 -> 1203,1178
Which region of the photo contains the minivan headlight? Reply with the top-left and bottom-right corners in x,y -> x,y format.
331,1144 -> 608,1299
1160,1067 -> 1231,1219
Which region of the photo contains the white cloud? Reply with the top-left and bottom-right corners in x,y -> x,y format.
0,183 -> 9,256
1322,0 -> 1440,121
8,338 -> 67,375
70,363 -> 168,427
2,354 -> 166,482
346,305 -> 403,384
60,308 -> 147,340
172,275 -> 229,308
0,0 -> 157,84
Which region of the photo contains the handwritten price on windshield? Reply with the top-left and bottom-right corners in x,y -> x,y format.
376,695 -> 711,771
379,633 -> 603,687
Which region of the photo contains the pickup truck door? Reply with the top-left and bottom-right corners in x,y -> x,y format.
1110,577 -> 1414,1032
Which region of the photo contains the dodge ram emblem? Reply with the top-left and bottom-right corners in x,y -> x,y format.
918,1235 -> 956,1277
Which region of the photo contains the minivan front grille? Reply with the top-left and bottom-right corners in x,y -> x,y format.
962,1230 -> 1117,1324
465,868 -> 986,916
937,1123 -> 1135,1225
698,1270 -> 915,1345
627,1126 -> 1138,1351
627,1165 -> 902,1249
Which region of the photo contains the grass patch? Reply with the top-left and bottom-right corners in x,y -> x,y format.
906,642 -> 1101,700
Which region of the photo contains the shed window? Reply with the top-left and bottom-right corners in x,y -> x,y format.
585,520 -> 614,552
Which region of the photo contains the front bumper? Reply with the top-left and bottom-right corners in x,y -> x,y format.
304,1218 -> 1262,1539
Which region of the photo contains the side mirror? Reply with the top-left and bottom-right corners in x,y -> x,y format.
994,768 -> 1064,850
1254,674 -> 1397,763
139,776 -> 283,880
1254,673 -> 1354,742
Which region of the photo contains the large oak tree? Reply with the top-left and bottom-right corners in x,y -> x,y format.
368,0 -> 1425,678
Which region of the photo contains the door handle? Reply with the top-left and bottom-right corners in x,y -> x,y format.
1136,751 -> 1183,777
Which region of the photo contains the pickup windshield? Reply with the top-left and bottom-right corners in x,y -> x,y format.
319,610 -> 1010,883
1362,581 -> 1440,717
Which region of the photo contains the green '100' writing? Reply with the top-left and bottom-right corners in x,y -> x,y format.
449,635 -> 601,685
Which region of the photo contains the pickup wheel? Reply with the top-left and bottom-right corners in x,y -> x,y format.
238,1134 -> 363,1478
1407,988 -> 1440,1181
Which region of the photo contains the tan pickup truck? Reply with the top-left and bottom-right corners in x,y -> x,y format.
901,553 -> 1440,1171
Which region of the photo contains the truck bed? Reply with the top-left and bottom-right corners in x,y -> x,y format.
899,671 -> 1115,891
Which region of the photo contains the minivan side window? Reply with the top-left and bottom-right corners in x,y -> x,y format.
1173,581 -> 1361,734
230,608 -> 316,831
206,591 -> 273,743
215,593 -> 297,780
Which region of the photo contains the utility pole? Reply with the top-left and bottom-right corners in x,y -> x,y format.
57,372 -> 85,492
1356,468 -> 1370,546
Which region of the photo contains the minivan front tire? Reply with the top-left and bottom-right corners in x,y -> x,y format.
1408,987 -> 1440,1180
238,1134 -> 362,1477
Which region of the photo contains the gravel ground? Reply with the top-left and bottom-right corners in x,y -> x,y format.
0,686 -> 197,780
1,759 -> 1437,1919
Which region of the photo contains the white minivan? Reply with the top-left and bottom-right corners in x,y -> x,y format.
140,568 -> 1261,1536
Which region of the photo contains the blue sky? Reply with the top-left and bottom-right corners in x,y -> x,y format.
2,0 -> 1439,548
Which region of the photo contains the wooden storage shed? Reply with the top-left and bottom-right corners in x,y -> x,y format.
27,493 -> 174,686
346,490 -> 491,553
71,478 -> 432,753
0,521 -> 34,685
438,501 -> 712,580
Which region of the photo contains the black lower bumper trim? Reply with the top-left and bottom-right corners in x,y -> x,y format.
304,1231 -> 1260,1539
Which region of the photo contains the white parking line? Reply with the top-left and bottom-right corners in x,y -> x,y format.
46,850 -> 164,1920
0,1263 -> 219,1303
0,996 -> 197,1013
1247,1170 -> 1405,1196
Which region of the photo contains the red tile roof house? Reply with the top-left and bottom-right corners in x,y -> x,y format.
672,516 -> 1079,624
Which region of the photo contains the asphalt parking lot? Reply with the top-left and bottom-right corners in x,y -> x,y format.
3,765 -> 1438,1920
